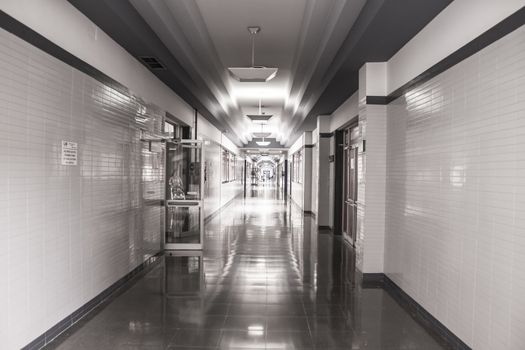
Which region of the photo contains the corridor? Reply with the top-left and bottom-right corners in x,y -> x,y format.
44,188 -> 446,350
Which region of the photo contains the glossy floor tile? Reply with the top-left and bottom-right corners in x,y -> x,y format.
44,186 -> 448,349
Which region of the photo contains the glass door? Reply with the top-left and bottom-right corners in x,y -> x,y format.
342,126 -> 358,245
165,140 -> 204,250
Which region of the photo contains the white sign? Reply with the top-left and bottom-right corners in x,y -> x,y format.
61,141 -> 78,165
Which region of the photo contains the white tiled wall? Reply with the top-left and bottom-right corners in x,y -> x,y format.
203,140 -> 222,218
198,116 -> 244,219
289,135 -> 305,210
385,25 -> 525,349
0,28 -> 165,349
357,102 -> 387,273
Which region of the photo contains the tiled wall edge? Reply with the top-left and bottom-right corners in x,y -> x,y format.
21,253 -> 163,350
362,273 -> 472,350
365,6 -> 525,106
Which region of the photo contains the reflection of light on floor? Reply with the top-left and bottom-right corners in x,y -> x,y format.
248,324 -> 264,336
127,320 -> 152,332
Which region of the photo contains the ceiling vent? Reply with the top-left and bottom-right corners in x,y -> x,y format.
228,27 -> 278,82
139,56 -> 166,70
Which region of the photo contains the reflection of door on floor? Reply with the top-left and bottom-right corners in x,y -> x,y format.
342,126 -> 359,245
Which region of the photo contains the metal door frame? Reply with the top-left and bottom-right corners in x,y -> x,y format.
164,139 -> 205,250
342,125 -> 359,246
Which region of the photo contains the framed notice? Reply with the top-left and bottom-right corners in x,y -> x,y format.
61,141 -> 78,165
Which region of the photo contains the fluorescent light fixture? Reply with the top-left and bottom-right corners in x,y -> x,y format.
247,98 -> 273,125
252,132 -> 271,138
247,114 -> 273,123
228,67 -> 278,82
228,26 -> 278,83
254,119 -> 271,146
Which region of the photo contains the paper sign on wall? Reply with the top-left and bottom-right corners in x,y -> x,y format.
61,141 -> 78,165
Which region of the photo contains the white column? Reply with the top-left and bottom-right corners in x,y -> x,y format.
356,63 -> 388,273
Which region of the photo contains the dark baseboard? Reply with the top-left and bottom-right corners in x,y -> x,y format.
22,252 -> 163,350
288,196 -> 302,211
363,273 -> 471,350
318,225 -> 332,231
304,210 -> 316,218
362,272 -> 385,288
288,196 -> 317,218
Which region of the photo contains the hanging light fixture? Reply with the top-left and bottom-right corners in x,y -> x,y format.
228,26 -> 278,82
255,123 -> 271,147
252,97 -> 271,146
256,140 -> 271,147
248,98 -> 273,124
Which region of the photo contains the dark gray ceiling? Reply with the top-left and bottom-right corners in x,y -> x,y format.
296,0 -> 454,134
68,0 -> 452,146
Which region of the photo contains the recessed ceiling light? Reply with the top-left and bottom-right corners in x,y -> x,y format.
256,140 -> 271,146
228,26 -> 278,82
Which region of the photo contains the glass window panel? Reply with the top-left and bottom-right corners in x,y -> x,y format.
166,206 -> 201,244
166,142 -> 202,200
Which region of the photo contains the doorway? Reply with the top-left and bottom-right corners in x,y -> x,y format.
342,125 -> 359,245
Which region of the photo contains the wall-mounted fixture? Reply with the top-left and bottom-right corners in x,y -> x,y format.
228,26 -> 278,82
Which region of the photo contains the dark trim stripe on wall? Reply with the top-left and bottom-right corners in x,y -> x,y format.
22,253 -> 163,350
363,273 -> 472,350
0,10 -> 130,96
319,132 -> 334,138
366,6 -> 525,105
365,96 -> 390,105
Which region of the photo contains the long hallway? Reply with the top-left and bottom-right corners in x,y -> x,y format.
45,188 -> 446,350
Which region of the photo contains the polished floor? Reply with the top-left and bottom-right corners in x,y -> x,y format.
45,186 -> 447,349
